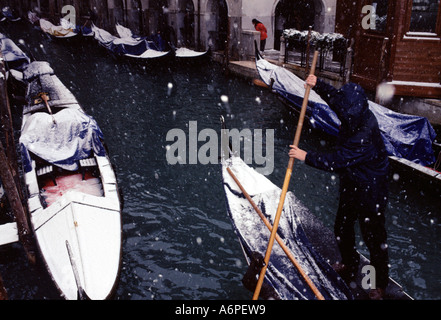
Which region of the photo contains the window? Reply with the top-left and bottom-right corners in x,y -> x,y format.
371,0 -> 389,33
409,0 -> 440,34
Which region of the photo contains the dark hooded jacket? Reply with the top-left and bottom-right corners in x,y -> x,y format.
305,80 -> 389,191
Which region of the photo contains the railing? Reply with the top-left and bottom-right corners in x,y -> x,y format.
282,29 -> 350,77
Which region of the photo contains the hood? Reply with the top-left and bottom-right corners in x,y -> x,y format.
335,83 -> 370,133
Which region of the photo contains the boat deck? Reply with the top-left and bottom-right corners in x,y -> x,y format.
40,171 -> 103,207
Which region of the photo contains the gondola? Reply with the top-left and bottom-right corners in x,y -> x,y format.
254,42 -> 440,187
221,116 -> 412,300
0,33 -> 30,71
115,23 -> 209,62
39,18 -> 78,39
1,7 -> 21,22
16,59 -> 122,300
174,47 -> 210,64
92,24 -> 170,62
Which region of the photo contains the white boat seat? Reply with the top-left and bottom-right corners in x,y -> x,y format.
80,157 -> 97,167
80,157 -> 97,180
37,165 -> 53,176
36,165 -> 57,186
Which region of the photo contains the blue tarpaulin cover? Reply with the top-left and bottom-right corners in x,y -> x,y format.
0,33 -> 30,68
256,57 -> 437,166
20,108 -> 105,172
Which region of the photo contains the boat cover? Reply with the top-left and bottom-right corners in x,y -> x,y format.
40,18 -> 77,38
0,33 -> 30,68
256,57 -> 437,166
92,24 -> 167,58
115,23 -> 166,52
20,108 -> 105,172
222,156 -> 353,300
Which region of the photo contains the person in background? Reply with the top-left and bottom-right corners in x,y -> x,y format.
252,18 -> 268,52
289,75 -> 390,300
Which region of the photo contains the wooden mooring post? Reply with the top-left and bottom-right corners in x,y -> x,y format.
0,50 -> 36,295
0,273 -> 7,300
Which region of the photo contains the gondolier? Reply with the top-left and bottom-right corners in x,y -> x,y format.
289,75 -> 390,300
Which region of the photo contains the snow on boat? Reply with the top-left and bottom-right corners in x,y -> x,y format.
92,24 -> 169,61
254,43 -> 439,182
0,33 -> 30,71
115,23 -> 167,52
174,47 -> 209,62
18,60 -> 122,300
114,24 -> 208,61
39,18 -> 78,39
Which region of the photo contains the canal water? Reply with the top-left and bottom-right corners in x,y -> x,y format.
0,21 -> 440,300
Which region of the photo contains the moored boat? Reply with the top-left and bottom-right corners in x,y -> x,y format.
92,24 -> 170,62
18,60 -> 122,300
115,23 -> 208,62
0,33 -> 30,71
39,18 -> 78,39
174,47 -> 210,65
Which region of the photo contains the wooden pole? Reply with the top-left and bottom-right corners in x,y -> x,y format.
305,26 -> 312,77
0,273 -> 7,300
226,167 -> 325,300
0,51 -> 36,265
253,51 -> 319,300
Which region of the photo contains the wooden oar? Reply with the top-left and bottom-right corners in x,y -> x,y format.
38,92 -> 56,124
253,78 -> 268,88
253,50 -> 319,300
226,166 -> 325,300
66,240 -> 89,300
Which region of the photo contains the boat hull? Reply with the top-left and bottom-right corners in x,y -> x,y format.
32,185 -> 122,300
19,60 -> 123,300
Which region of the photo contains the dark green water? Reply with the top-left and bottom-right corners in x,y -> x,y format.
0,21 -> 440,300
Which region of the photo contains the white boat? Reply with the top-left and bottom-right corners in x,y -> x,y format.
174,47 -> 209,61
92,24 -> 170,61
39,18 -> 78,39
18,61 -> 122,300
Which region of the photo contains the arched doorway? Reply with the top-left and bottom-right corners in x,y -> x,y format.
148,0 -> 169,35
147,0 -> 174,45
206,0 -> 228,51
178,0 -> 195,47
274,0 -> 319,50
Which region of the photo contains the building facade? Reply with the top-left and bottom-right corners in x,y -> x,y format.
336,0 -> 441,98
5,1 -> 337,57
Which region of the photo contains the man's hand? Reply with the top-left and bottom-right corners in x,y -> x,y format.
289,145 -> 307,161
304,75 -> 317,89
